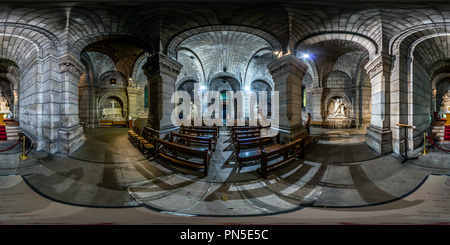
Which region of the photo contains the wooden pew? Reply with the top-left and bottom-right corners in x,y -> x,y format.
235,133 -> 280,168
170,132 -> 214,152
183,125 -> 219,138
154,138 -> 211,176
233,130 -> 261,142
113,120 -> 127,128
179,128 -> 217,146
258,137 -> 305,179
230,125 -> 269,136
99,120 -> 113,127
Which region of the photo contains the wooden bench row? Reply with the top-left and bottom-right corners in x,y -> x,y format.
234,133 -> 306,179
235,133 -> 280,168
155,137 -> 211,176
179,127 -> 218,150
170,132 -> 215,152
128,125 -> 215,176
259,137 -> 305,179
129,125 -> 310,179
182,125 -> 219,138
99,120 -> 127,128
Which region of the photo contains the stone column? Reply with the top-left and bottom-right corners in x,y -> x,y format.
57,54 -> 85,155
432,89 -> 437,115
13,89 -> 18,120
127,86 -> 140,119
310,87 -> 324,122
142,53 -> 183,140
267,54 -> 308,143
364,52 -> 393,155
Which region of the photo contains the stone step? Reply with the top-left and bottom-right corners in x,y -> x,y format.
4,126 -> 20,141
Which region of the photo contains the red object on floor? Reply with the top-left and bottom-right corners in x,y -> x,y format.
445,125 -> 450,141
0,125 -> 6,141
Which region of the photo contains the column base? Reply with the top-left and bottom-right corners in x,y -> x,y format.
275,124 -> 308,144
58,124 -> 85,155
365,125 -> 392,155
150,124 -> 179,141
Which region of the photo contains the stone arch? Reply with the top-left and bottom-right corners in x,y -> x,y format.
176,77 -> 200,91
294,32 -> 378,60
389,23 -> 450,56
432,72 -> 450,90
98,92 -> 128,121
388,24 -> 450,152
176,79 -> 199,103
250,77 -> 274,91
208,73 -> 242,91
209,75 -> 241,92
166,25 -> 283,56
71,34 -> 155,62
131,52 -> 151,88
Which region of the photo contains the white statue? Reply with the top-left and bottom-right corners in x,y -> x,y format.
331,100 -> 345,117
190,102 -> 198,118
252,103 -> 261,120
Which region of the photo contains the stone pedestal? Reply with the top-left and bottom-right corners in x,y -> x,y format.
267,54 -> 308,143
142,53 -> 183,140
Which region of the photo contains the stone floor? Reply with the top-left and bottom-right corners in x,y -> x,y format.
0,126 -> 449,224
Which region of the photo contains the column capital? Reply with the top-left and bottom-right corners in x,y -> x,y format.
310,86 -> 324,95
126,86 -> 140,96
267,54 -> 308,79
58,53 -> 84,78
364,52 -> 393,79
142,53 -> 183,78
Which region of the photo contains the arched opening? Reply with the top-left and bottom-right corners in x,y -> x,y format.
210,76 -> 240,123
0,77 -> 13,120
79,37 -> 149,128
296,38 -> 371,140
99,95 -> 125,119
251,80 -> 272,118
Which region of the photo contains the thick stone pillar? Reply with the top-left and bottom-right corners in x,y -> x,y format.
364,52 -> 393,155
127,86 -> 140,119
57,54 -> 85,155
267,54 -> 308,143
142,53 -> 183,140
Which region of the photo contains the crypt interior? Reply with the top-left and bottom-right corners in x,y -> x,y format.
0,0 -> 449,225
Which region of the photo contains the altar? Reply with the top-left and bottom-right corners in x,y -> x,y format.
438,91 -> 450,125
0,97 -> 11,126
0,112 -> 7,126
